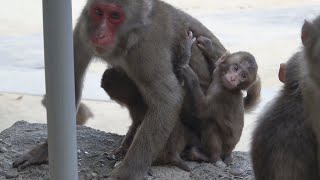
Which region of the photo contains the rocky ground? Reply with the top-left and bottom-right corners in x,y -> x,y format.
0,121 -> 254,179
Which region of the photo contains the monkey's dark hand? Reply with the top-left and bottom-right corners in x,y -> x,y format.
197,36 -> 214,56
178,31 -> 196,67
13,143 -> 48,170
174,31 -> 195,86
174,66 -> 185,86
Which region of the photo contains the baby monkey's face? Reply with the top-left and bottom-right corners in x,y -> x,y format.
218,52 -> 258,91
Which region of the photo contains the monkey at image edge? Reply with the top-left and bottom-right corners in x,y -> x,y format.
251,16 -> 320,180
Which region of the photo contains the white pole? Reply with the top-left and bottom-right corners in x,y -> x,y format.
42,0 -> 78,179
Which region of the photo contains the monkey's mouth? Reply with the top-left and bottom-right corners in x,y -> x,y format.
91,28 -> 115,50
92,38 -> 113,54
223,78 -> 237,90
92,35 -> 113,47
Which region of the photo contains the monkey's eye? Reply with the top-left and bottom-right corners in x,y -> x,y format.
233,66 -> 239,72
241,74 -> 247,79
110,11 -> 121,20
95,8 -> 103,16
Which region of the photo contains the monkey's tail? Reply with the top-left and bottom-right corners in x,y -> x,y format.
244,76 -> 261,113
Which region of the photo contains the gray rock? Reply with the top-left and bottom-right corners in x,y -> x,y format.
0,159 -> 12,170
0,169 -> 6,176
5,170 -> 19,179
0,121 -> 254,180
0,147 -> 7,153
229,167 -> 245,176
215,161 -> 227,168
92,172 -> 98,177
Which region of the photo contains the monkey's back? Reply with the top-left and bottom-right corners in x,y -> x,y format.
151,1 -> 228,130
251,77 -> 318,180
153,0 -> 226,90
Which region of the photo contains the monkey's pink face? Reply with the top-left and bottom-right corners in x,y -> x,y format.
89,2 -> 126,51
223,64 -> 248,90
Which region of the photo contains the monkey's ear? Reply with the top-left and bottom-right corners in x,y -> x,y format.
301,20 -> 317,47
278,63 -> 286,83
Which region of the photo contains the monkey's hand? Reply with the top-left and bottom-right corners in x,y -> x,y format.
178,31 -> 196,67
174,31 -> 196,85
13,143 -> 48,170
197,36 -> 214,57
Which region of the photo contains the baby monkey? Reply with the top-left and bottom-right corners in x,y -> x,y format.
176,32 -> 259,164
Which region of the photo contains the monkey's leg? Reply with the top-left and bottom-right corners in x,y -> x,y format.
101,68 -> 147,160
16,103 -> 92,169
202,128 -> 222,163
12,110 -> 88,170
13,23 -> 94,170
76,102 -> 94,125
42,96 -> 93,125
167,153 -> 190,172
112,105 -> 146,160
109,53 -> 183,180
155,121 -> 191,171
111,120 -> 141,160
155,151 -> 190,172
13,141 -> 48,170
221,140 -> 238,165
185,147 -> 209,162
221,153 -> 233,165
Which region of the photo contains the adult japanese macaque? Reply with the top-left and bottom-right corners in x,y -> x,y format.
175,32 -> 260,164
300,17 -> 320,176
251,17 -> 320,180
101,33 -> 206,172
13,0 -> 227,179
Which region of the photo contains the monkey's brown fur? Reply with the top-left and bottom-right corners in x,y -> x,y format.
41,96 -> 93,125
251,53 -> 318,180
101,68 -> 147,159
101,32 -> 261,170
100,34 -> 202,171
300,16 -> 320,175
251,16 -> 320,180
175,33 -> 259,164
14,1 -> 227,178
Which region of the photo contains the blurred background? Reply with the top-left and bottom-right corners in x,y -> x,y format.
0,0 -> 320,151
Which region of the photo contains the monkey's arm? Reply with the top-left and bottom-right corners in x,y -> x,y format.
12,22 -> 93,170
175,32 -> 211,118
197,36 -> 218,63
110,47 -> 184,179
181,66 -> 211,119
73,24 -> 93,108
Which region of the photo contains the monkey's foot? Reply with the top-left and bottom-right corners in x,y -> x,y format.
173,160 -> 191,172
197,36 -> 212,52
107,146 -> 127,161
162,154 -> 191,172
222,154 -> 233,165
186,147 -> 209,162
13,143 -> 48,170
